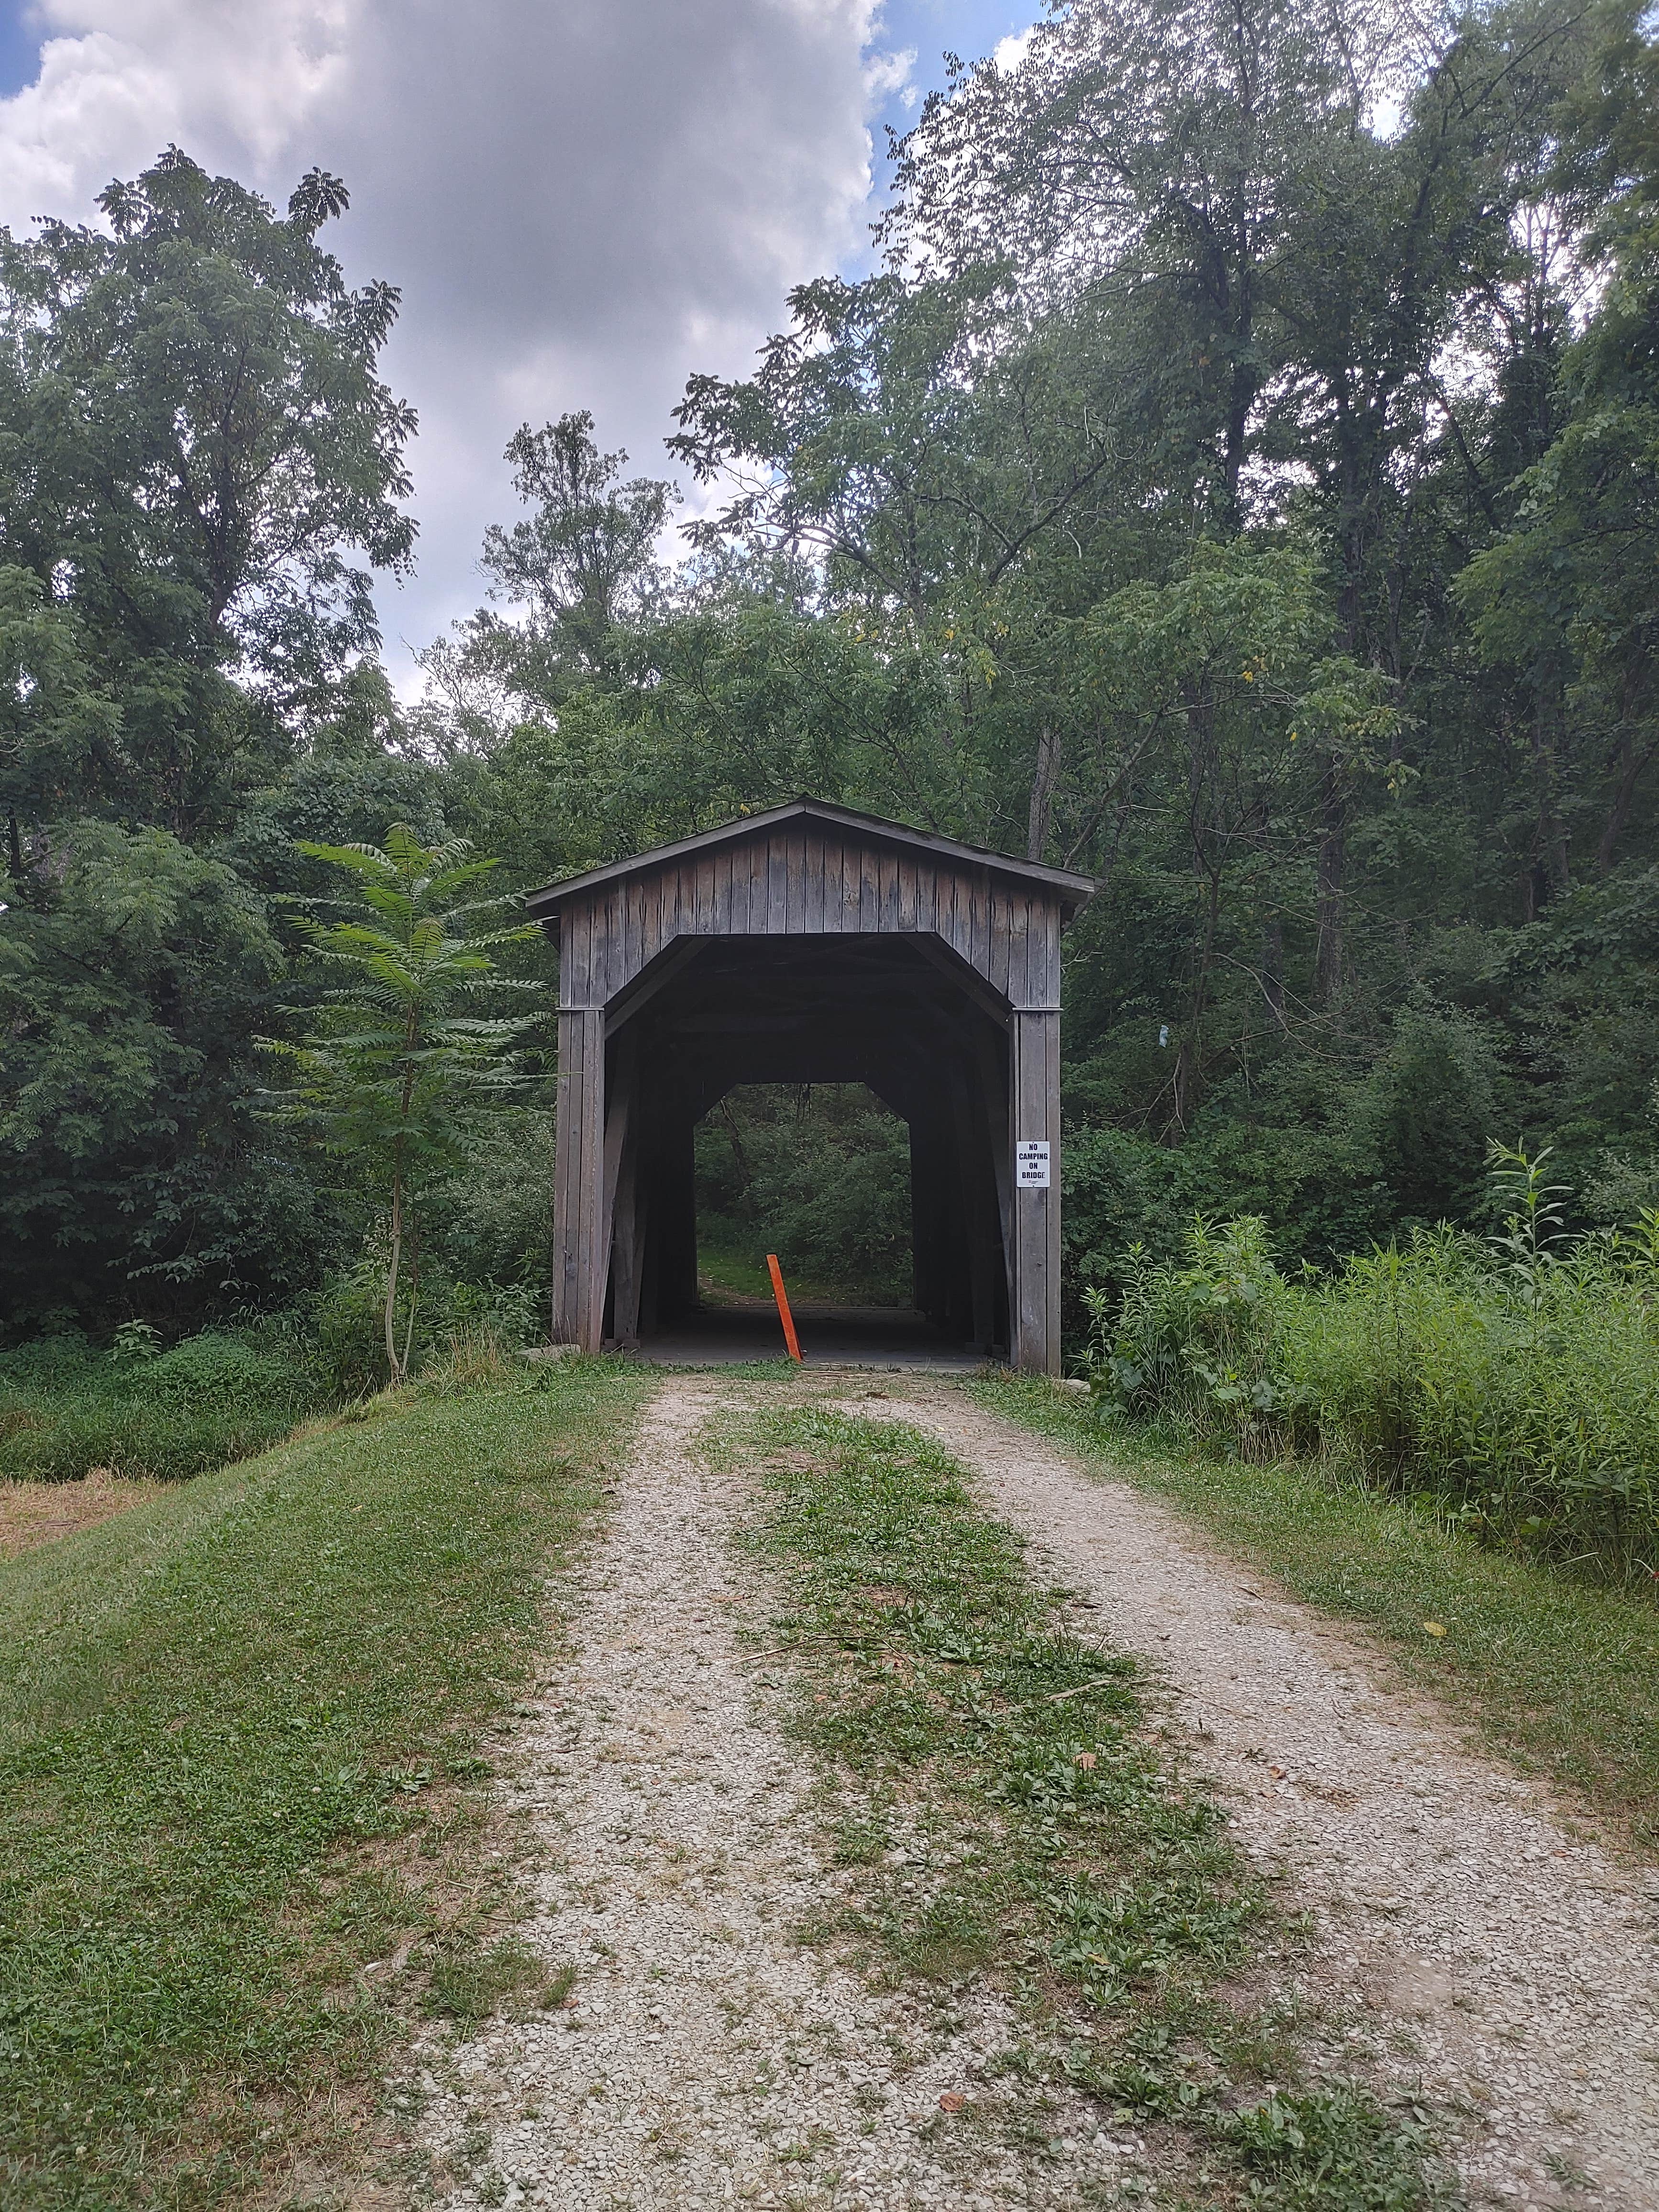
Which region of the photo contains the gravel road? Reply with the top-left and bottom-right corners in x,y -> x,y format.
413,1379 -> 1141,2211
883,1382 -> 1659,2212
412,1373 -> 1659,2211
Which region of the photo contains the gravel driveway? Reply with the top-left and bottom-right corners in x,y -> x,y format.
413,1379 -> 1138,2211
412,1373 -> 1659,2212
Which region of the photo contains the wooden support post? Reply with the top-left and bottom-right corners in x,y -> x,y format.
552,1006 -> 606,1348
1008,1008 -> 1061,1374
974,1024 -> 1014,1339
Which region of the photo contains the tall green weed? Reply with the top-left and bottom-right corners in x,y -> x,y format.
0,1328 -> 321,1483
1083,1151 -> 1659,1580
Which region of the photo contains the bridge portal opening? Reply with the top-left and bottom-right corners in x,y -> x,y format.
694,1083 -> 914,1313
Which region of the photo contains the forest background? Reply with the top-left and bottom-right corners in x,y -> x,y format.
4,0 -> 1659,1365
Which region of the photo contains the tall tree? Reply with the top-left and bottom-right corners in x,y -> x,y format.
0,147 -> 416,840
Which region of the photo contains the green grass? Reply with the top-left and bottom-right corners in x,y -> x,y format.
0,1333 -> 326,1485
721,1404 -> 1449,2209
697,1227 -> 906,1309
979,1376 -> 1659,1853
0,1355 -> 651,2211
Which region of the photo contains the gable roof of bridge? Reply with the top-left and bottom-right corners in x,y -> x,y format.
523,798 -> 1097,922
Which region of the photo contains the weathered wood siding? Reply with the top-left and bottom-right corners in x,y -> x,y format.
557,822 -> 1062,1016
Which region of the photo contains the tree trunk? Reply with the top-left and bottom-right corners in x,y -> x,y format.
1026,722 -> 1061,862
1597,724 -> 1654,875
1263,910 -> 1288,1034
1314,757 -> 1346,1008
1530,687 -> 1571,903
385,1172 -> 404,1384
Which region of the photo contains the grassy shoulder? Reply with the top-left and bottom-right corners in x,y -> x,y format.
977,1375 -> 1659,1855
722,1404 -> 1448,2210
0,1354 -> 652,2212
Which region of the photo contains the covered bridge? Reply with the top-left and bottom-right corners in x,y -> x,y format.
526,800 -> 1094,1373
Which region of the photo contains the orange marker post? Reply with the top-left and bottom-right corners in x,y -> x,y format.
765,1253 -> 802,1362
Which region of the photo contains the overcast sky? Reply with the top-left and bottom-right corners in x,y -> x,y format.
0,0 -> 1030,688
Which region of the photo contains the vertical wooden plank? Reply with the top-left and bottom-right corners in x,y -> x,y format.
553,1006 -> 606,1347
785,827 -> 806,933
969,865 -> 991,984
576,1009 -> 607,1350
915,858 -> 939,936
564,897 -> 589,1008
1045,999 -> 1062,1369
804,824 -> 827,932
597,885 -> 619,1005
864,845 -> 883,936
552,1006 -> 581,1341
1033,897 -> 1061,1009
841,834 -> 862,930
896,854 -> 917,934
988,887 -> 1014,1000
715,845 -> 733,939
819,831 -> 843,933
596,1034 -> 633,1347
767,832 -> 788,935
619,878 -> 639,996
879,848 -> 900,936
732,839 -> 756,937
695,853 -> 712,938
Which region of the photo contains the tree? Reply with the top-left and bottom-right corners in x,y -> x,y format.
0,147 -> 417,837
474,409 -> 677,695
1457,3 -> 1659,889
265,828 -> 541,1382
0,818 -> 325,1331
881,0 -> 1383,519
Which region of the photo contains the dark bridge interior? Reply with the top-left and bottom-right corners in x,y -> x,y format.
604,935 -> 1013,1355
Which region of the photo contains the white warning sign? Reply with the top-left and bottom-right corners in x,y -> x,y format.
1016,1139 -> 1051,1189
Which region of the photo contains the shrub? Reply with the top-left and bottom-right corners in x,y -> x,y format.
311,1262 -> 541,1398
0,1328 -> 320,1484
1082,1152 -> 1659,1579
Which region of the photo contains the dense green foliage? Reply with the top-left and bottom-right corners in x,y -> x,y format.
5,3 -> 1659,1369
0,1355 -> 647,2208
266,827 -> 540,1379
694,1084 -> 913,1305
0,1327 -> 323,1484
1081,1150 -> 1659,1574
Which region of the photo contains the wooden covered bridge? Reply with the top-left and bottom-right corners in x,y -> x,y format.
527,801 -> 1094,1372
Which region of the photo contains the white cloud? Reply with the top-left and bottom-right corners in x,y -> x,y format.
0,0 -> 886,680
992,24 -> 1034,70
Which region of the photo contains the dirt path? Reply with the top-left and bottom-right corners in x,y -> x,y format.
413,1380 -> 1127,2211
875,1382 -> 1659,2212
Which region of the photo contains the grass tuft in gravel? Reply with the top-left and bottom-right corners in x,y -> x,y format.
0,1354 -> 649,2212
978,1374 -> 1659,1852
729,1404 -> 1452,2209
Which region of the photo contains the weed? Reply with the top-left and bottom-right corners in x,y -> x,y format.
425,1936 -> 544,2029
